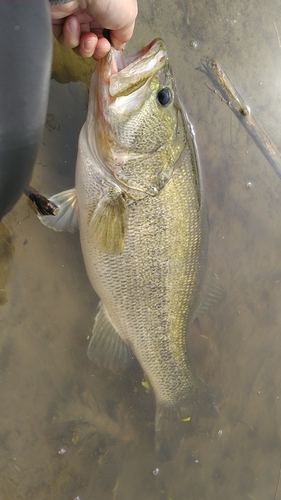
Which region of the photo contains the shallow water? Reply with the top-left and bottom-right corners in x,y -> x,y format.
1,1 -> 281,498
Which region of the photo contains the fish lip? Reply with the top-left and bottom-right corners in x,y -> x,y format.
105,38 -> 167,98
113,38 -> 162,71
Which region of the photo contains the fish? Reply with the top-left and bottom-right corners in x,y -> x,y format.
38,38 -> 223,461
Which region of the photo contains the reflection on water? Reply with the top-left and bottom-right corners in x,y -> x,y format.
2,1 -> 281,498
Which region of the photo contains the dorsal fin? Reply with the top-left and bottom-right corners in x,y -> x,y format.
195,268 -> 225,318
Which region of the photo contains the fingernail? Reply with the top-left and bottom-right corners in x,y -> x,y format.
83,39 -> 95,52
67,16 -> 79,34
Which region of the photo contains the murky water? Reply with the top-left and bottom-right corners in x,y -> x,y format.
1,1 -> 281,498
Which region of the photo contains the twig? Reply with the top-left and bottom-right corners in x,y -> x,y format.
201,58 -> 281,180
24,185 -> 58,216
204,82 -> 229,105
274,463 -> 281,500
274,22 -> 281,48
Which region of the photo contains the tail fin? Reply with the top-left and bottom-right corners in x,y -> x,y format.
155,381 -> 218,461
155,404 -> 184,462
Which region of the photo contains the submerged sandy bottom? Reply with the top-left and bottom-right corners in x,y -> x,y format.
1,1 -> 281,498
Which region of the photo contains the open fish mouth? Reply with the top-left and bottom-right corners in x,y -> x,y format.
106,38 -> 168,98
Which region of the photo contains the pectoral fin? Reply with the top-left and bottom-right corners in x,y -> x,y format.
89,188 -> 127,253
87,302 -> 134,371
38,188 -> 78,233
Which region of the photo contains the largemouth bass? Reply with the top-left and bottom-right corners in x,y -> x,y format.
39,39 -> 222,460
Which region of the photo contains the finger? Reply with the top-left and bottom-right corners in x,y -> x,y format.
83,0 -> 138,50
110,19 -> 136,50
50,1 -> 81,20
93,37 -> 111,59
73,32 -> 99,58
59,15 -> 81,48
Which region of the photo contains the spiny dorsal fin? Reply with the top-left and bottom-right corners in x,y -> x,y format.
87,302 -> 134,371
89,187 -> 127,253
195,268 -> 225,318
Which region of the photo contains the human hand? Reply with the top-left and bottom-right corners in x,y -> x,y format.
50,0 -> 138,59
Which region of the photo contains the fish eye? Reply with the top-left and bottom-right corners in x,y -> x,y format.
157,87 -> 173,107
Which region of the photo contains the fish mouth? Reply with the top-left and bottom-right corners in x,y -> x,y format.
106,38 -> 167,98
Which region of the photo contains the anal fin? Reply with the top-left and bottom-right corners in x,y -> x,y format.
87,302 -> 134,371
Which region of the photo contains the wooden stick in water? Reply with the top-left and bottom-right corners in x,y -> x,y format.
202,58 -> 281,180
24,186 -> 58,216
274,462 -> 281,500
